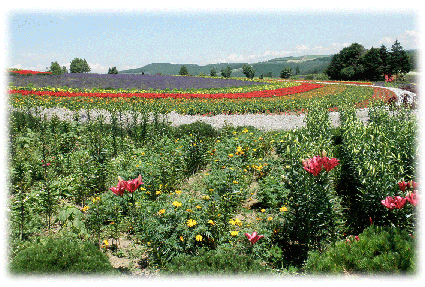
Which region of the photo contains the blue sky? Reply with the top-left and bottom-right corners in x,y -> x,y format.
5,7 -> 420,73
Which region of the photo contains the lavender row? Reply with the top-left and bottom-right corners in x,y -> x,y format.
8,73 -> 269,91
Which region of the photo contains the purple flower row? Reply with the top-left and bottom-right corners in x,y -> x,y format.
9,73 -> 269,91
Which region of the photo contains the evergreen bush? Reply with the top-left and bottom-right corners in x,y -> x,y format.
9,236 -> 116,275
304,225 -> 416,274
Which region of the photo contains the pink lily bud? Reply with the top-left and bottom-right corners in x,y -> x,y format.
110,181 -> 125,196
405,191 -> 418,206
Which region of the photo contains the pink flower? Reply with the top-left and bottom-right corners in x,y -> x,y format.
244,231 -> 264,245
398,181 -> 409,191
321,157 -> 340,172
302,156 -> 339,176
355,235 -> 359,241
122,175 -> 143,193
109,181 -> 125,196
381,196 -> 407,210
405,191 -> 418,206
302,156 -> 323,176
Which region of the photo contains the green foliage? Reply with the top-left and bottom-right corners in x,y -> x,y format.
304,225 -> 416,274
389,40 -> 411,75
108,67 -> 119,74
221,66 -> 232,78
210,67 -> 217,77
9,236 -> 116,275
280,67 -> 292,79
163,246 -> 270,275
242,64 -> 255,79
337,106 -> 417,234
179,65 -> 189,76
47,61 -> 64,75
70,58 -> 90,73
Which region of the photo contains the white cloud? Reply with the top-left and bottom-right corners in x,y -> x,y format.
226,53 -> 245,62
295,45 -> 310,52
378,30 -> 418,49
88,62 -> 108,74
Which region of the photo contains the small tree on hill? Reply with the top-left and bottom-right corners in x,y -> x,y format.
108,67 -> 119,74
210,67 -> 217,77
70,58 -> 90,73
47,61 -> 63,75
179,65 -> 189,76
280,67 -> 292,79
242,64 -> 255,79
221,66 -> 232,78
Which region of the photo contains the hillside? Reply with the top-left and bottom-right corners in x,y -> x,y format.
119,55 -> 332,77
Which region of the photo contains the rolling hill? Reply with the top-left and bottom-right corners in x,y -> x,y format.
119,55 -> 332,77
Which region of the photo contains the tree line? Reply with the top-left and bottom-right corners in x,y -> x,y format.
47,58 -> 119,75
325,40 -> 412,81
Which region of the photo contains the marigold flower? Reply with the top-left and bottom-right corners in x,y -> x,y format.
187,219 -> 197,227
208,220 -> 215,225
158,209 -> 165,215
260,209 -> 266,213
172,201 -> 182,207
280,206 -> 288,212
230,231 -> 239,236
81,206 -> 90,212
195,235 -> 203,241
228,153 -> 234,158
267,217 -> 273,221
175,190 -> 182,194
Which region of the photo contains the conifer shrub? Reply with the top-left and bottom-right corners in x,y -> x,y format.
9,236 -> 116,275
163,246 -> 270,275
303,225 -> 416,274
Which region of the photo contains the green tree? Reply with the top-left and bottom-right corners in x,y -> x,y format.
210,67 -> 217,77
295,65 -> 300,75
325,43 -> 366,80
242,64 -> 255,79
361,47 -> 384,81
47,61 -> 63,75
221,66 -> 232,78
108,67 -> 118,74
179,65 -> 189,76
379,44 -> 390,76
389,40 -> 411,76
70,58 -> 90,73
62,66 -> 68,74
280,67 -> 292,79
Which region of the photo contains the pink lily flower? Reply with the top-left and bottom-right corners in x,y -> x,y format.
381,196 -> 396,210
393,196 -> 407,209
321,157 -> 340,172
302,156 -> 323,176
122,175 -> 143,193
398,181 -> 409,192
245,231 -> 264,245
109,181 -> 125,196
405,191 -> 418,206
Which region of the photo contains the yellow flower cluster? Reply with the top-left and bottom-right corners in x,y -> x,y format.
172,201 -> 182,207
195,235 -> 203,241
187,219 -> 197,227
229,218 -> 242,226
280,206 -> 288,212
230,231 -> 239,236
158,209 -> 165,215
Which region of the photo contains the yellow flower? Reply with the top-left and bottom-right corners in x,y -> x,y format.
195,235 -> 203,241
261,209 -> 266,213
140,187 -> 146,191
180,236 -> 184,242
229,219 -> 236,225
230,231 -> 239,236
156,190 -> 161,195
102,239 -> 109,249
81,205 -> 90,212
208,220 -> 215,225
268,217 -> 273,221
233,180 -> 238,184
173,201 -> 182,207
242,128 -> 248,133
203,195 -> 210,200
186,209 -> 193,213
280,206 -> 288,212
228,153 -> 234,158
175,190 -> 182,194
158,209 -> 165,215
187,219 -> 197,227
196,205 -> 202,209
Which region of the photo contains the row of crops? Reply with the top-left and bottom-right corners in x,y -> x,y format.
7,72 -> 418,275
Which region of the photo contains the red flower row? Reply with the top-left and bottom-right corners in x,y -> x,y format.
9,83 -> 323,99
10,70 -> 52,75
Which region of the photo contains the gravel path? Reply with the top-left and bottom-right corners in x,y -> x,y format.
10,85 -> 417,131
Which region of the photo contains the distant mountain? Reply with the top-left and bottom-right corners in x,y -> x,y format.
119,55 -> 332,77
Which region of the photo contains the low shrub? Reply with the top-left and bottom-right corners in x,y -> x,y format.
163,245 -> 270,275
9,236 -> 116,275
303,225 -> 416,274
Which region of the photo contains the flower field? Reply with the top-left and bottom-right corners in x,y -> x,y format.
7,71 -> 418,276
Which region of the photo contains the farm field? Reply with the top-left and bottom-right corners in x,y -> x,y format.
7,71 -> 419,276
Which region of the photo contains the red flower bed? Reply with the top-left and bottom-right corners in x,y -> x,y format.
10,70 -> 52,75
9,82 -> 323,99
